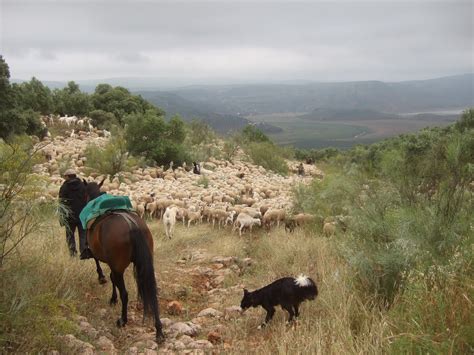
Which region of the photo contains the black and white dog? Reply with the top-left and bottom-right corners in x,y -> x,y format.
240,275 -> 318,328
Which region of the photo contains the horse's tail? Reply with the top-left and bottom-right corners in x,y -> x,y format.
130,228 -> 159,320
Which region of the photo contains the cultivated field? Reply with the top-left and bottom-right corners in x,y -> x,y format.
247,113 -> 459,149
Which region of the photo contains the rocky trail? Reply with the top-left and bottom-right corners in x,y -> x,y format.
59,248 -> 255,354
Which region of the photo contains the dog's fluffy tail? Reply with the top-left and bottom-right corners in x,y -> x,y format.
294,274 -> 312,287
294,274 -> 318,300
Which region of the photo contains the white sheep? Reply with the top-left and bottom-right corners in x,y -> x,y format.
225,210 -> 236,226
233,212 -> 261,236
163,206 -> 178,239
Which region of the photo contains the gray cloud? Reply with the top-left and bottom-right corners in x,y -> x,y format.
1,0 -> 472,83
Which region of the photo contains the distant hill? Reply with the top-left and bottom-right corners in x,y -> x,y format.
18,74 -> 472,134
172,74 -> 474,115
136,90 -> 252,134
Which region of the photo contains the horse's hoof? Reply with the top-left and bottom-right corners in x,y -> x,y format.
109,298 -> 118,306
156,333 -> 165,344
98,277 -> 107,285
116,318 -> 127,327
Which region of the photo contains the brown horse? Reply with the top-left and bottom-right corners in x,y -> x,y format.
83,180 -> 165,343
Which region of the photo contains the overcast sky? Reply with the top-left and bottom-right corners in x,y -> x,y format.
1,0 -> 472,84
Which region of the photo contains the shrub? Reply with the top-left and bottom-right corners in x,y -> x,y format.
186,119 -> 216,146
222,138 -> 239,161
245,142 -> 289,175
88,109 -> 118,129
0,109 -> 45,141
455,107 -> 474,132
0,137 -> 49,266
197,175 -> 209,188
84,130 -> 141,177
241,125 -> 271,143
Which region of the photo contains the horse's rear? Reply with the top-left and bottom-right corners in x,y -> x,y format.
90,213 -> 153,272
89,212 -> 164,343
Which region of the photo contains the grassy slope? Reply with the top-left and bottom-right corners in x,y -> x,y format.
1,218 -> 388,354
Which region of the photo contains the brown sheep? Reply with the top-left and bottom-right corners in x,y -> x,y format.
294,213 -> 315,226
323,222 -> 336,237
262,209 -> 286,229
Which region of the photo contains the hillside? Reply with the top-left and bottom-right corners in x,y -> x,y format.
172,74 -> 473,115
135,91 -> 251,134
1,112 -> 472,353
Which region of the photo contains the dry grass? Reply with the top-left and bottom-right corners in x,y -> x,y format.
1,218 -> 392,353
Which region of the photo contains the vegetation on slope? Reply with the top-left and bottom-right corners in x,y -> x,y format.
0,53 -> 472,352
293,108 -> 473,352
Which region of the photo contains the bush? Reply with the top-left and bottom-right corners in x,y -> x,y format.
0,137 -> 49,266
292,114 -> 474,352
84,130 -> 141,177
89,109 -> 118,129
455,107 -> 474,132
197,175 -> 210,188
241,125 -> 271,143
222,138 -> 239,161
186,119 -> 216,146
245,142 -> 289,175
0,109 -> 45,141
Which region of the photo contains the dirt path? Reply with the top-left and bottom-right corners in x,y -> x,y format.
61,247 -> 252,354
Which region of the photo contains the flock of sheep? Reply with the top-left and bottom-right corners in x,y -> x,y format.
33,115 -> 339,238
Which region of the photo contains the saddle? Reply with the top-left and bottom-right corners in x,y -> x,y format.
87,209 -> 139,232
80,193 -> 134,230
81,210 -> 139,261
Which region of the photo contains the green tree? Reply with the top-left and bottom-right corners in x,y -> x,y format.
52,81 -> 91,116
167,115 -> 186,142
89,109 -> 118,129
125,110 -> 189,165
11,77 -> 53,114
0,57 -> 46,140
0,55 -> 13,111
91,84 -> 159,125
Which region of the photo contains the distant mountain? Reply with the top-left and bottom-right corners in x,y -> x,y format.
15,74 -> 472,133
172,74 -> 474,115
136,90 -> 251,134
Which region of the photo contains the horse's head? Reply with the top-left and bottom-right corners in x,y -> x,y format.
83,178 -> 106,202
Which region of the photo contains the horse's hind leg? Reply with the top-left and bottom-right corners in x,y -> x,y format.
94,258 -> 107,284
109,272 -> 118,305
113,271 -> 128,327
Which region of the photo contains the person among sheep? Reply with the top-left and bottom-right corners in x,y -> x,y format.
58,169 -> 91,259
297,163 -> 305,176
